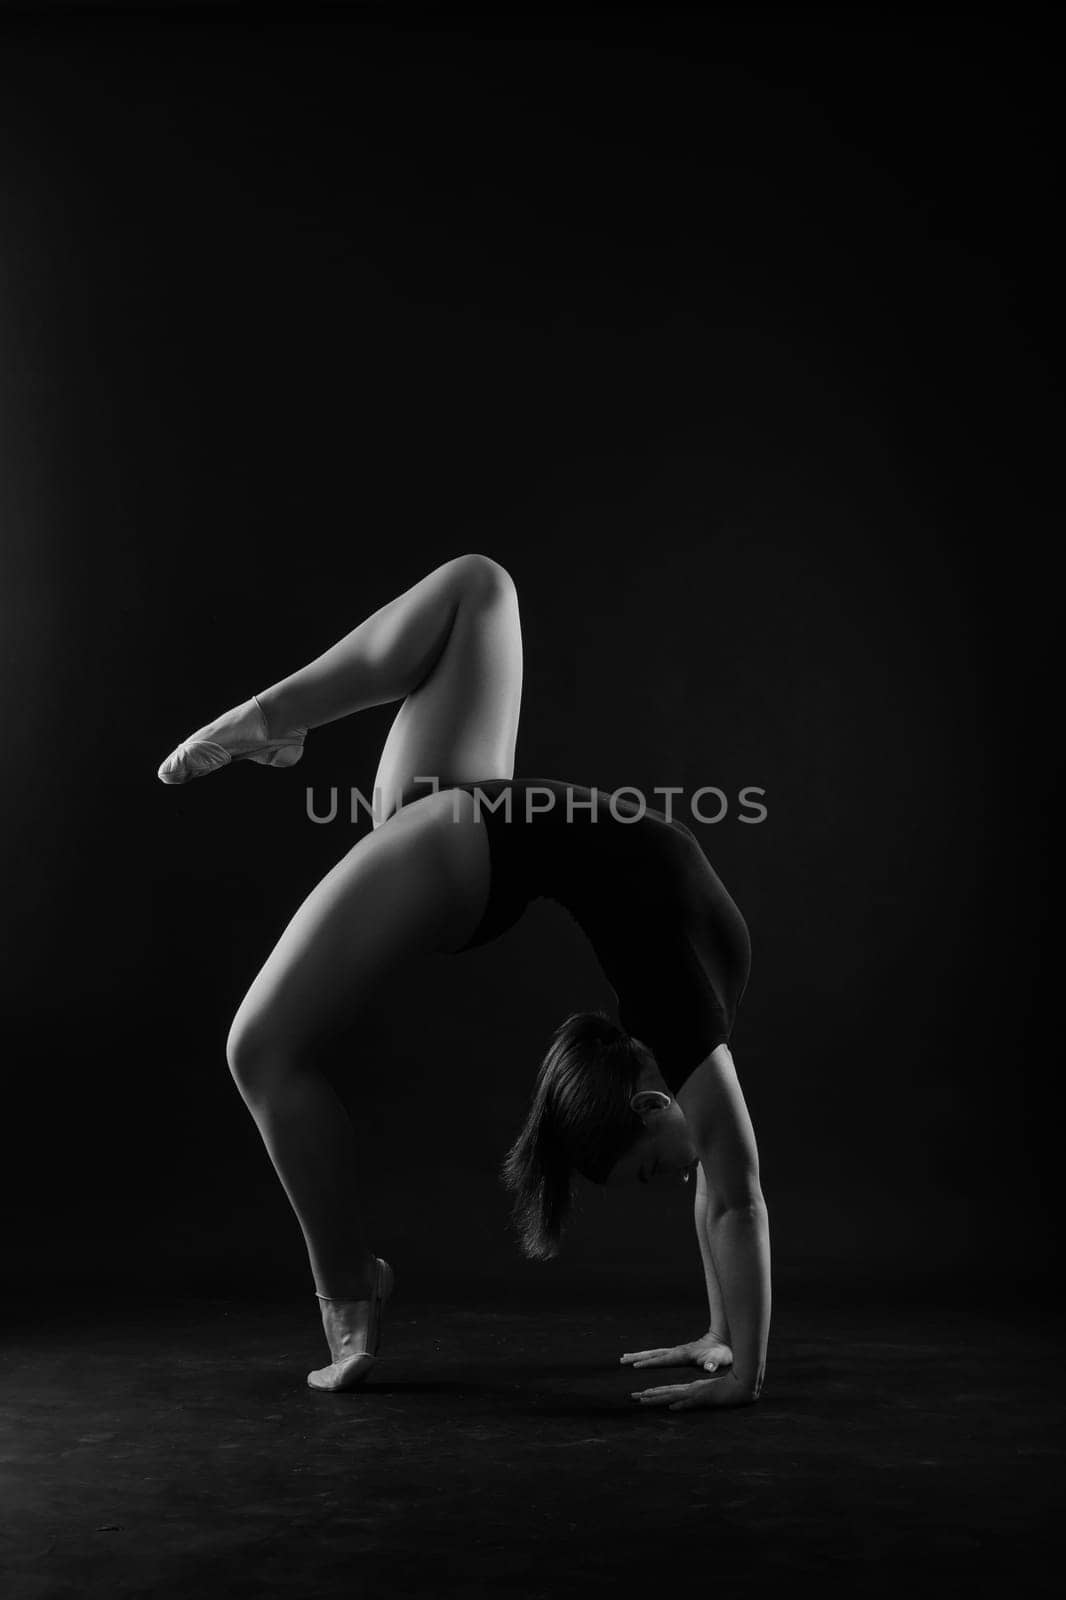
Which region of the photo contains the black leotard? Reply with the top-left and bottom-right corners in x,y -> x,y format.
453,779 -> 751,1094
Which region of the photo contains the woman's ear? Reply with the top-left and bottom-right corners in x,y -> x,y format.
629,1090 -> 671,1115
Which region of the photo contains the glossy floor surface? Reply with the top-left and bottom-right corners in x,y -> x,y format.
2,1291 -> 1062,1598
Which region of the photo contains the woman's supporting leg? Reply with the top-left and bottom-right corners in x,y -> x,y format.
226,785 -> 492,1385
226,794 -> 472,1297
229,1048 -> 376,1301
227,790 -> 488,1386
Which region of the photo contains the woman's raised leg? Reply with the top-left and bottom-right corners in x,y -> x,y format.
158,553 -> 523,806
260,551 -> 521,800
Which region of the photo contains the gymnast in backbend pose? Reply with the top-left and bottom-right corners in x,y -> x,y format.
158,555 -> 771,1410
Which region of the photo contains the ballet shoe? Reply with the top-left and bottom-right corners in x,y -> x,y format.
307,1257 -> 395,1393
157,694 -> 306,785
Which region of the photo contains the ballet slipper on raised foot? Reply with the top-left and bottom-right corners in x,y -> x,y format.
307,1257 -> 395,1393
157,694 -> 306,785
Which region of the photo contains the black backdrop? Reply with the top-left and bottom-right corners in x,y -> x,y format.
0,4 -> 1057,1305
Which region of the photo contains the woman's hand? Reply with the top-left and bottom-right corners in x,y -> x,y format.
630,1369 -> 758,1412
619,1331 -> 733,1374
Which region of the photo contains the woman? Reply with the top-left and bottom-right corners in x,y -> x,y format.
158,554 -> 770,1410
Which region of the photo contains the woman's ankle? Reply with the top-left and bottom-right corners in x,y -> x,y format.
315,1256 -> 378,1303
252,690 -> 287,742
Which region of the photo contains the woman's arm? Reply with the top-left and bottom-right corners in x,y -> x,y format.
679,1046 -> 771,1399
695,1164 -> 731,1343
702,1192 -> 771,1397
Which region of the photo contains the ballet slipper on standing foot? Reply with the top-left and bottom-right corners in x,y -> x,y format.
156,694 -> 306,784
307,1257 -> 395,1393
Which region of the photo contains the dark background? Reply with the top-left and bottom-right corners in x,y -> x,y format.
0,3 -> 1057,1307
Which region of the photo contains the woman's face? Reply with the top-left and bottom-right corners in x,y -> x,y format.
602,1100 -> 700,1188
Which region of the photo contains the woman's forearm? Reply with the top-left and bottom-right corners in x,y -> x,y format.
705,1196 -> 771,1396
694,1173 -> 730,1341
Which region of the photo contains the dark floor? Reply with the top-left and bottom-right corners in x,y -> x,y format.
2,1289 -> 1063,1599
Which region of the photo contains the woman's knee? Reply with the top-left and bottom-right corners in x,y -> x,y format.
453,552 -> 516,605
226,1011 -> 295,1100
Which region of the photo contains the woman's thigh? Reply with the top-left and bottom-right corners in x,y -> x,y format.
372,556 -> 523,824
228,790 -> 488,1058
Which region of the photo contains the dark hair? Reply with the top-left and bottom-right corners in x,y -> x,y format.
499,1011 -> 651,1261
